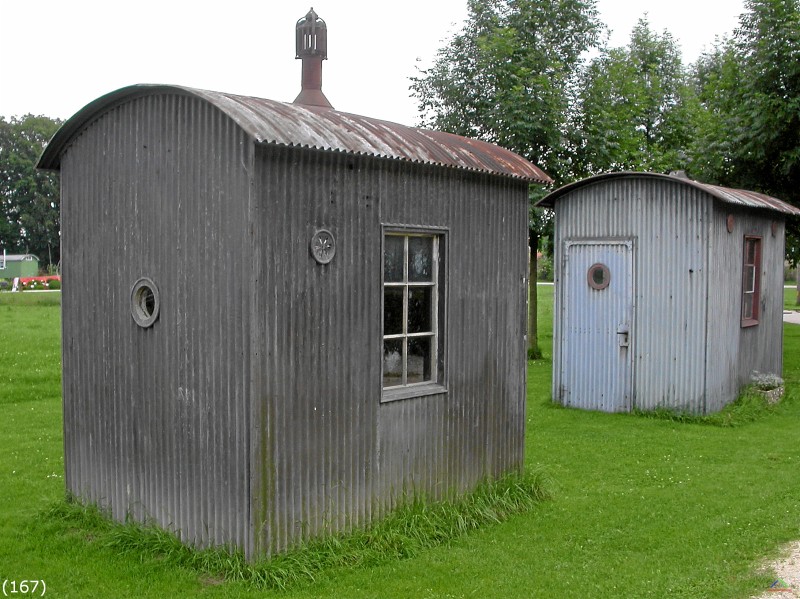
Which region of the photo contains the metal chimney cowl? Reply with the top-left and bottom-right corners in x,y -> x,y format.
293,7 -> 333,108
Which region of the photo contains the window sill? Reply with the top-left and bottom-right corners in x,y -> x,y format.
381,382 -> 447,403
741,318 -> 759,328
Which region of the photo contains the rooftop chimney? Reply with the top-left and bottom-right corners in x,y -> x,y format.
293,8 -> 333,108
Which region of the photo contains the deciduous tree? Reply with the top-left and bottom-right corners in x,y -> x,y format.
572,17 -> 693,176
410,0 -> 602,358
688,0 -> 800,272
0,115 -> 62,270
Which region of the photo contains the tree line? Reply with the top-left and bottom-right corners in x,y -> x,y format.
411,0 -> 799,252
1,0 -> 797,279
0,115 -> 61,270
410,0 -> 799,356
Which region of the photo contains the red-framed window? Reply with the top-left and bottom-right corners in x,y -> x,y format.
741,236 -> 762,327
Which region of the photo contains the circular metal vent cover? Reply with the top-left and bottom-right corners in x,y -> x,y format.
311,229 -> 336,264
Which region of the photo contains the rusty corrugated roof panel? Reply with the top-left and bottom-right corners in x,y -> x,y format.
537,171 -> 800,215
39,84 -> 552,184
688,181 -> 800,215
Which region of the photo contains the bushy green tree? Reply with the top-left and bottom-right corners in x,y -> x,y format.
0,115 -> 62,269
685,39 -> 741,185
572,17 -> 693,176
733,0 -> 800,203
410,0 -> 602,358
688,0 -> 800,268
411,0 -> 602,185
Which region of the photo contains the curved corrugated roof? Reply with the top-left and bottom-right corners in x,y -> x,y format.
536,171 -> 800,216
2,254 -> 39,261
38,84 -> 551,184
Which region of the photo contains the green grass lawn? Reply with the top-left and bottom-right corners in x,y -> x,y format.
786,285 -> 799,311
1,285 -> 799,598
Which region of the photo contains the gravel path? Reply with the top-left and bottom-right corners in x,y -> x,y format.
783,311 -> 800,325
751,541 -> 800,598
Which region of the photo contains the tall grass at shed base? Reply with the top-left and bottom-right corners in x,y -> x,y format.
36,470 -> 552,591
631,385 -> 794,427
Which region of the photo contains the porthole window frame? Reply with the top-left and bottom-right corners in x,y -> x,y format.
130,277 -> 160,328
587,263 -> 611,290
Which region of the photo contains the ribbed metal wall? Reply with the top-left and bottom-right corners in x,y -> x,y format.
254,147 -> 528,553
552,176 -> 788,414
58,91 -> 529,559
60,94 -> 255,553
704,205 -> 785,411
552,177 -> 711,413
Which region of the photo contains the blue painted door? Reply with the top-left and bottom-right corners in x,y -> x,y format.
559,240 -> 634,412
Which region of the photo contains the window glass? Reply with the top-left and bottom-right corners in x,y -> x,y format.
383,340 -> 403,387
741,236 -> 762,327
742,294 -> 754,321
744,265 -> 756,293
130,277 -> 161,328
587,263 -> 611,290
407,337 -> 432,383
408,236 -> 433,282
746,239 -> 757,264
384,236 -> 405,283
408,287 -> 432,333
382,231 -> 443,396
383,287 -> 404,335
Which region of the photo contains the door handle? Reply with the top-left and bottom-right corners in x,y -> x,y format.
617,327 -> 629,348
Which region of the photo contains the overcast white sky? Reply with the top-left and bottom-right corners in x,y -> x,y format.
0,0 -> 744,125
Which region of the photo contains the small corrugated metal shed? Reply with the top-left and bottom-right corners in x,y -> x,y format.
538,171 -> 800,414
38,82 -> 549,558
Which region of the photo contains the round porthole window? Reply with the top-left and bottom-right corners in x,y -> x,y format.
130,277 -> 160,328
587,263 -> 611,290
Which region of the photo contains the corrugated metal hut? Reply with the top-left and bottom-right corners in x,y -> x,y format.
37,10 -> 551,559
538,172 -> 800,414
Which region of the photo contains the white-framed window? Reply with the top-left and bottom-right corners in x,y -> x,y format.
382,227 -> 446,401
741,236 -> 762,327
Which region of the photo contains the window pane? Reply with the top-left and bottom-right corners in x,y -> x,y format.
407,337 -> 432,383
384,236 -> 405,282
745,239 -> 757,264
742,294 -> 754,320
384,287 -> 404,335
383,339 -> 404,387
408,286 -> 432,333
744,265 -> 756,293
408,236 -> 434,282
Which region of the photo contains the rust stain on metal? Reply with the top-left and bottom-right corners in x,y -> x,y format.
691,182 -> 800,215
40,84 -> 552,184
537,171 -> 800,215
215,91 -> 551,183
